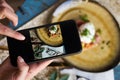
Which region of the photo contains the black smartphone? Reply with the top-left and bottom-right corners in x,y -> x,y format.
7,20 -> 82,66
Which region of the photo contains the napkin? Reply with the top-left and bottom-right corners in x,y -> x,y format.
60,68 -> 114,80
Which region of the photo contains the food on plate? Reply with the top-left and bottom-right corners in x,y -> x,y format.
77,19 -> 100,49
37,24 -> 63,46
52,1 -> 120,72
30,29 -> 64,60
48,25 -> 58,34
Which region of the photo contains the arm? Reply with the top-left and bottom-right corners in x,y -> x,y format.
0,56 -> 53,80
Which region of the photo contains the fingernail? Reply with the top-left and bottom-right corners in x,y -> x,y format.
50,59 -> 54,62
13,22 -> 17,26
14,23 -> 17,26
18,56 -> 24,63
13,19 -> 18,26
20,35 -> 25,40
17,33 -> 25,40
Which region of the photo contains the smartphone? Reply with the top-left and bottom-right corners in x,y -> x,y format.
7,20 -> 82,66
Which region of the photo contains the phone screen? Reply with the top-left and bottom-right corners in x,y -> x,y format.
29,24 -> 65,60
7,20 -> 82,66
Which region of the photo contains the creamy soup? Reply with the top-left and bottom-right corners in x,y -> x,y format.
37,25 -> 63,46
52,1 -> 120,71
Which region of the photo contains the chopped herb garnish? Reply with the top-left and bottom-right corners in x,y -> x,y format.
102,40 -> 105,44
96,29 -> 102,34
101,46 -> 104,49
39,47 -> 45,53
106,41 -> 110,45
81,28 -> 90,36
79,14 -> 89,22
49,26 -> 56,31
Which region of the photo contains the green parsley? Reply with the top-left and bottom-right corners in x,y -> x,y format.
49,26 -> 57,31
79,14 -> 89,22
96,29 -> 102,34
81,28 -> 90,36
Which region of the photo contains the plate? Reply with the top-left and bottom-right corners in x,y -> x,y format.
51,0 -> 120,72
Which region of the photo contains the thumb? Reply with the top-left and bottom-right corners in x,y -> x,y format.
14,56 -> 29,80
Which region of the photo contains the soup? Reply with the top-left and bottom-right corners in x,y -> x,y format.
52,1 -> 120,72
37,25 -> 63,46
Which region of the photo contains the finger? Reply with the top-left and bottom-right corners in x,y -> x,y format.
0,23 -> 25,40
0,6 -> 18,26
0,0 -> 14,12
0,7 -> 5,19
29,60 -> 53,72
15,56 -> 29,80
27,60 -> 53,79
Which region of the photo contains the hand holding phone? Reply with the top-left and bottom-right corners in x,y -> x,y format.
7,20 -> 82,66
